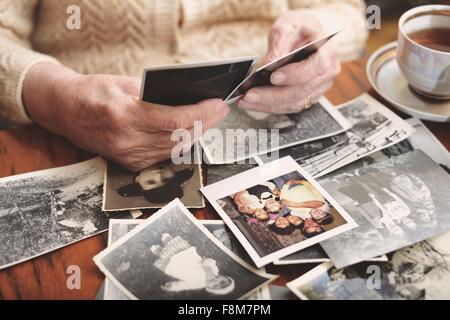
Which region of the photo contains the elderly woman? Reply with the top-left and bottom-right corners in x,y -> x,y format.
0,0 -> 368,171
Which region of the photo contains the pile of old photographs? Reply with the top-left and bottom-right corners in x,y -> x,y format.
205,93 -> 450,300
2,91 -> 450,301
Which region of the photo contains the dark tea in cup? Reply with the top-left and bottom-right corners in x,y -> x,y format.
408,27 -> 450,53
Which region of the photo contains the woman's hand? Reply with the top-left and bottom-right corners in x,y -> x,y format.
23,62 -> 229,171
237,10 -> 341,114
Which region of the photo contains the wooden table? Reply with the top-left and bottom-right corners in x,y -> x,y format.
0,58 -> 449,300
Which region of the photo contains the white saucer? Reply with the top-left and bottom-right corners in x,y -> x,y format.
367,42 -> 450,123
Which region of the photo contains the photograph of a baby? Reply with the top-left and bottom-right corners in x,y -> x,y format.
217,171 -> 347,259
151,233 -> 236,295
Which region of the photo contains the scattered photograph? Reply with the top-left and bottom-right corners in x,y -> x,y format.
226,32 -> 339,101
401,118 -> 450,172
201,97 -> 350,164
319,150 -> 450,268
320,118 -> 450,180
202,220 -> 270,300
273,245 -> 388,265
201,157 -> 356,267
268,284 -> 298,300
259,94 -> 415,178
0,158 -> 109,269
206,162 -> 258,186
273,245 -> 330,264
94,199 -> 276,300
287,231 -> 450,300
103,219 -> 271,300
104,219 -> 143,300
102,155 -> 204,211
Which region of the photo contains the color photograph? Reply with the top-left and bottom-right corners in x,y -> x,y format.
201,157 -> 356,267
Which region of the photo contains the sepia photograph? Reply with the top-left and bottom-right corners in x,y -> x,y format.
287,230 -> 450,300
201,157 -> 356,267
94,199 -> 276,300
0,158 -> 109,269
201,97 -> 350,164
319,150 -> 450,268
102,157 -> 204,211
260,94 -> 415,178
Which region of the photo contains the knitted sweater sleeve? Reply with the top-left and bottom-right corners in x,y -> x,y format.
288,0 -> 369,61
0,0 -> 59,128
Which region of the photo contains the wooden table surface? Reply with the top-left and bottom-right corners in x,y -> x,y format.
0,58 -> 449,300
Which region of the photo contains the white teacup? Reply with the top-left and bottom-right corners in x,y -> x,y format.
397,5 -> 450,100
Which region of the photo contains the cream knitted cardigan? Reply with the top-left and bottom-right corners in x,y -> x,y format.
0,0 -> 368,128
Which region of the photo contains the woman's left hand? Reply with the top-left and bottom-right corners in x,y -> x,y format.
237,10 -> 341,114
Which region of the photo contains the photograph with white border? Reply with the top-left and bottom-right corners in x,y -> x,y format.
104,219 -> 143,300
273,245 -> 388,265
319,150 -> 450,268
103,219 -> 272,300
102,148 -> 204,211
201,156 -> 357,268
201,97 -> 351,164
94,199 -> 276,300
0,158 -> 108,270
201,220 -> 270,300
287,230 -> 450,300
259,94 -> 415,178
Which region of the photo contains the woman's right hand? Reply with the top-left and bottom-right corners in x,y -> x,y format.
23,62 -> 229,171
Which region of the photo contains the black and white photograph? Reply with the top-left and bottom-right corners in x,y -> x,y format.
102,219 -> 271,300
273,245 -> 332,264
319,150 -> 450,268
321,118 -> 450,181
102,157 -> 204,211
202,220 -> 271,300
201,157 -> 356,267
94,199 -> 275,300
268,285 -> 298,300
274,245 -> 388,265
104,219 -> 143,300
206,162 -> 258,186
226,32 -> 339,101
140,57 -> 257,106
287,231 -> 450,300
0,158 -> 109,269
342,118 -> 450,174
201,97 -> 350,164
260,94 -> 415,178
